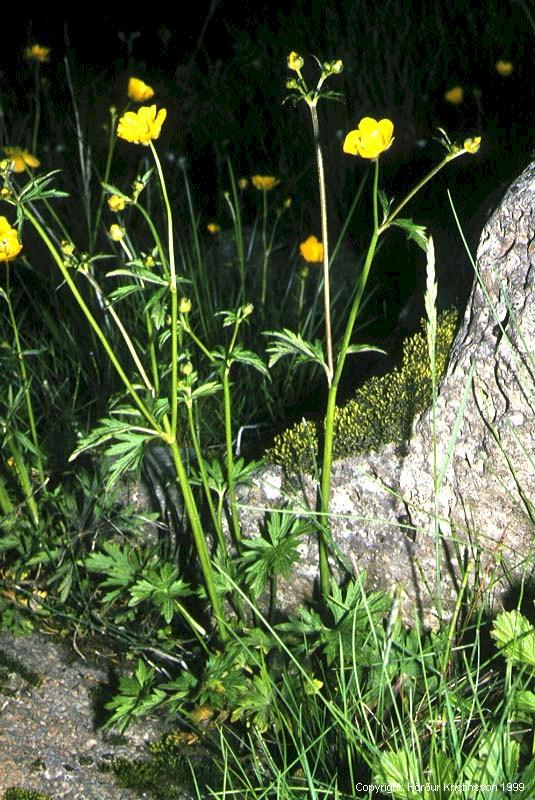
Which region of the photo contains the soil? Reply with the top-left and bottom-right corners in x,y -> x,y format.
0,629 -> 183,800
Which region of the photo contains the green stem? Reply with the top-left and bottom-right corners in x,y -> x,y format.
310,104 -> 333,384
149,142 -> 179,439
21,204 -> 157,429
379,153 -> 458,235
82,271 -> 154,396
186,403 -> 225,553
164,418 -> 227,642
31,62 -> 41,156
7,435 -> 39,526
134,202 -> 170,278
4,265 -> 45,484
92,107 -> 118,252
318,160 -> 381,598
222,366 -> 241,550
0,472 -> 14,516
260,189 -> 269,307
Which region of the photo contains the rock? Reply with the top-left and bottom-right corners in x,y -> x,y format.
238,160 -> 535,627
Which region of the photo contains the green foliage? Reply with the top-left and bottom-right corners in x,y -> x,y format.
239,510 -> 312,600
3,790 -> 54,800
268,308 -> 458,473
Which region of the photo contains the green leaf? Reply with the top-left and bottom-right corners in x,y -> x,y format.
106,267 -> 169,286
374,750 -> 422,799
346,344 -> 386,356
239,511 -> 310,598
392,218 -> 428,251
491,610 -> 535,667
264,329 -> 327,375
17,170 -> 69,203
231,346 -> 270,377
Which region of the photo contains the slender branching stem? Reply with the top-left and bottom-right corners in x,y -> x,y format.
310,104 -> 334,385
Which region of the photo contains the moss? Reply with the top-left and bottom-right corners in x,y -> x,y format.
268,308 -> 458,474
3,789 -> 54,800
0,647 -> 42,688
113,731 -> 219,799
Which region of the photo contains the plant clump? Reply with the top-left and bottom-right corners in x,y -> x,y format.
268,308 -> 458,474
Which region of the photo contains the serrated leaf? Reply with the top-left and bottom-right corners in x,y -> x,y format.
107,285 -> 143,303
264,328 -> 326,373
374,750 -> 421,799
231,347 -> 270,377
491,610 -> 535,667
392,218 -> 428,251
190,381 -> 222,400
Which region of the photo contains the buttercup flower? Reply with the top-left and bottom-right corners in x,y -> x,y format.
0,217 -> 23,262
128,77 -> 155,102
496,60 -> 514,77
109,224 -> 125,242
3,147 -> 40,173
287,51 -> 304,72
444,86 -> 464,104
117,105 -> 167,146
343,118 -> 394,160
25,44 -> 50,62
61,240 -> 75,256
463,136 -> 482,154
108,194 -> 126,212
299,235 -> 324,263
206,222 -> 220,234
251,175 -> 279,191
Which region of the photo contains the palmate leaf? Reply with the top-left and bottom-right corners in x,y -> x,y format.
240,511 -> 310,599
128,563 -> 193,624
263,329 -> 327,375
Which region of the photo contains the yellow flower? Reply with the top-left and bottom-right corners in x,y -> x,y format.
0,216 -> 23,261
207,222 -> 220,234
181,361 -> 193,376
3,147 -> 40,173
496,60 -> 514,77
238,177 -> 248,189
444,86 -> 464,105
117,105 -> 167,146
109,224 -> 125,242
128,77 -> 155,102
61,240 -> 75,256
343,117 -> 394,160
287,51 -> 304,72
25,44 -> 50,63
463,136 -> 482,154
108,194 -> 126,212
179,297 -> 192,314
299,235 -> 324,263
251,175 -> 279,191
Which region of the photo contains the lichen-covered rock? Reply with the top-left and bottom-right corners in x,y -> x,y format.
239,161 -> 535,627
